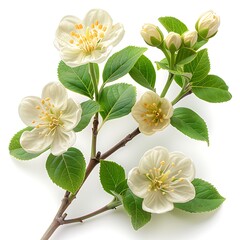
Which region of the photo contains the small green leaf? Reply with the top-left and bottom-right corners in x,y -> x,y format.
103,46 -> 147,83
158,16 -> 188,34
171,108 -> 209,144
74,100 -> 100,132
175,178 -> 225,213
168,69 -> 192,79
155,58 -> 169,70
46,147 -> 86,194
99,83 -> 136,121
184,49 -> 210,82
123,189 -> 151,230
129,55 -> 156,90
192,75 -> 232,103
58,61 -> 94,98
176,48 -> 197,65
9,127 -> 44,160
100,161 -> 126,195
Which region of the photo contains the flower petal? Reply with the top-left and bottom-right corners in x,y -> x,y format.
59,48 -> 88,67
141,91 -> 160,104
20,128 -> 53,153
152,119 -> 171,132
54,15 -> 81,49
139,146 -> 170,174
41,82 -> 68,109
84,9 -> 113,29
169,152 -> 195,181
101,23 -> 125,47
127,167 -> 149,198
51,129 -> 76,156
166,179 -> 195,203
88,46 -> 113,64
142,191 -> 174,214
138,124 -> 155,135
18,96 -> 42,126
61,99 -> 82,131
161,98 -> 173,118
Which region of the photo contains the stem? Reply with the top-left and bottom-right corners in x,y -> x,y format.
91,113 -> 99,158
63,199 -> 121,225
89,62 -> 99,158
160,52 -> 175,97
159,46 -> 170,63
172,90 -> 192,105
160,72 -> 174,97
89,63 -> 99,100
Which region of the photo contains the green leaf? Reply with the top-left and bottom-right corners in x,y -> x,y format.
184,49 -> 210,82
155,58 -> 169,70
9,127 -> 44,160
192,75 -> 232,103
194,39 -> 208,50
158,16 -> 188,34
46,147 -> 86,194
175,178 -> 225,213
100,161 -> 126,195
103,46 -> 147,83
129,55 -> 156,90
171,108 -> 209,144
58,61 -> 94,98
99,83 -> 136,121
176,48 -> 197,65
123,189 -> 151,230
74,100 -> 100,132
115,179 -> 129,195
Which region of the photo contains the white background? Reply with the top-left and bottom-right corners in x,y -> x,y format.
0,0 -> 239,239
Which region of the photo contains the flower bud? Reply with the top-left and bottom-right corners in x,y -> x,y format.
141,24 -> 163,47
196,10 -> 220,39
182,30 -> 198,48
165,32 -> 182,52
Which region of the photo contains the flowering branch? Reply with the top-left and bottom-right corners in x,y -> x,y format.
9,8 -> 230,240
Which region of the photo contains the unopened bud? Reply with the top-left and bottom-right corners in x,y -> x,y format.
182,30 -> 198,48
196,10 -> 220,39
165,32 -> 182,52
141,24 -> 163,47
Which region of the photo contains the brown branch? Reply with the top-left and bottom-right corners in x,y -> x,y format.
101,127 -> 140,160
63,199 -> 122,225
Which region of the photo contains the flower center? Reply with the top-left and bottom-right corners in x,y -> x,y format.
69,20 -> 108,53
33,97 -> 63,136
145,161 -> 183,195
142,102 -> 166,126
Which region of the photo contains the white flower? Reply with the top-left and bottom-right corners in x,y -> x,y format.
196,10 -> 220,39
131,91 -> 173,135
19,82 -> 82,156
55,9 -> 124,67
128,146 -> 195,214
182,30 -> 198,48
141,24 -> 163,47
165,32 -> 182,52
